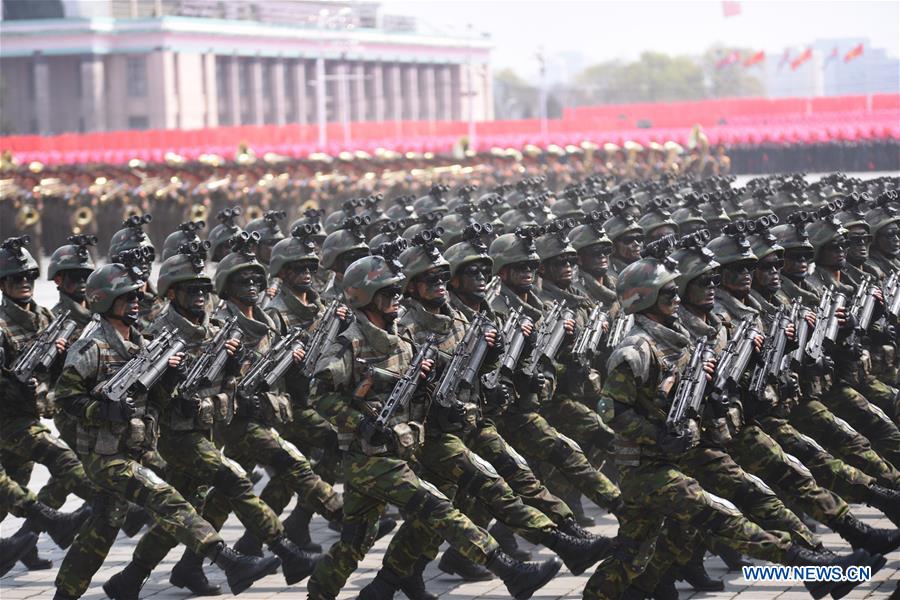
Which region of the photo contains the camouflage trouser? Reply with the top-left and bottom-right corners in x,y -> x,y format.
791,399 -> 900,488
497,410 -> 621,511
0,462 -> 36,518
583,462 -> 792,600
55,452 -> 222,598
727,423 -> 850,525
208,417 -> 342,524
464,420 -> 574,524
257,407 -> 342,519
37,411 -> 80,509
0,417 -> 94,522
307,449 -> 499,600
381,431 -> 556,577
757,415 -> 875,505
826,383 -> 900,468
129,429 -> 283,571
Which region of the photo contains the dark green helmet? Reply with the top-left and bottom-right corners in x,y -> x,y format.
834,193 -> 870,231
269,223 -> 322,278
603,213 -> 642,242
162,220 -> 206,261
740,189 -> 776,220
569,211 -> 613,253
549,195 -> 584,220
749,226 -> 784,261
385,194 -> 416,222
0,236 -> 39,280
535,219 -> 577,262
806,216 -> 848,256
400,229 -> 450,281
637,198 -> 677,237
437,211 -> 475,247
245,210 -> 286,243
616,257 -> 680,315
671,236 -> 719,296
320,216 -> 371,271
444,223 -> 494,275
289,208 -> 327,244
109,214 -> 155,261
413,185 -> 450,217
207,207 -> 244,262
86,263 -> 145,314
671,206 -> 707,233
213,232 -> 267,296
342,255 -> 405,309
47,234 -> 97,280
489,228 -> 541,276
771,214 -> 815,252
706,222 -> 758,266
865,202 -> 900,237
157,244 -> 212,296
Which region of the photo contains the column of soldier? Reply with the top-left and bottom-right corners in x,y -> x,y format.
1,169 -> 900,600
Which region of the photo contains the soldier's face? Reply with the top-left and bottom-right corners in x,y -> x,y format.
753,255 -> 783,294
846,230 -> 871,265
411,267 -> 451,308
172,281 -> 210,319
818,240 -> 847,270
722,261 -> 755,296
57,270 -> 90,302
651,283 -> 680,318
783,249 -> 812,279
112,291 -> 141,325
578,245 -> 610,277
685,272 -> 719,312
614,234 -> 643,263
282,261 -> 317,292
228,270 -> 265,307
876,225 -> 900,256
502,261 -> 538,293
452,261 -> 491,299
1,270 -> 37,304
542,255 -> 576,288
372,284 -> 402,323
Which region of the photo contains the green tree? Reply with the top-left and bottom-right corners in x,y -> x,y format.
702,45 -> 765,98
493,68 -> 539,119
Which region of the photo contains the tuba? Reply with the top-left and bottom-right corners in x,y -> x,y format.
71,206 -> 94,235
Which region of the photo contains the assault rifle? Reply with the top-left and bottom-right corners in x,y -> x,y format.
98,328 -> 186,409
749,306 -> 794,399
790,298 -> 812,367
883,272 -> 900,318
11,310 -> 78,383
572,305 -> 609,370
847,275 -> 879,348
606,313 -> 634,350
806,288 -> 844,361
667,339 -> 713,437
433,313 -> 493,408
174,316 -> 243,399
710,317 -> 758,402
300,299 -> 345,378
236,327 -> 305,397
259,279 -> 280,310
376,335 -> 437,427
521,301 -> 574,378
482,307 -> 533,391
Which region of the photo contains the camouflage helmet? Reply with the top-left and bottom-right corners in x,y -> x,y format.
489,228 -> 541,276
671,205 -> 707,234
162,220 -> 206,261
342,254 -> 405,309
157,245 -> 212,296
109,214 -> 155,261
444,223 -> 494,275
637,198 -> 677,237
834,193 -> 870,231
320,216 -> 371,271
86,263 -> 145,314
288,208 -> 327,244
402,216 -> 446,249
269,223 -> 321,278
213,233 -> 267,296
740,189 -> 776,220
706,222 -> 758,266
437,210 -> 476,247
671,239 -> 719,297
865,201 -> 900,237
771,215 -> 815,252
400,229 -> 450,281
244,210 -> 286,244
749,227 -> 784,261
384,194 -> 416,222
616,257 -> 680,315
535,219 -> 577,263
48,234 -> 97,280
207,206 -> 244,261
602,213 -> 642,242
806,217 -> 848,256
569,215 -> 613,254
549,194 -> 585,220
499,206 -> 540,229
0,236 -> 39,280
413,185 -> 450,217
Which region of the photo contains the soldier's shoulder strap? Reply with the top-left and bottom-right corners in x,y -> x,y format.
606,333 -> 654,384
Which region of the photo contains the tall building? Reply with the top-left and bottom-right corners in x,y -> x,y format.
0,0 -> 493,135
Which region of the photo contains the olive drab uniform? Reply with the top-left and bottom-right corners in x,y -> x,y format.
308,308 -> 500,599
0,295 -> 95,522
137,281 -> 166,331
584,314 -> 793,600
489,281 -> 622,513
575,270 -> 618,309
52,317 -> 223,598
378,297 -> 557,577
124,303 -> 283,574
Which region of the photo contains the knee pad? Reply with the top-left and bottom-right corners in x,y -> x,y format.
400,481 -> 451,522
212,457 -> 252,498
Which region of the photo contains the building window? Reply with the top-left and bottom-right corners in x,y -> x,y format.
128,115 -> 149,130
126,56 -> 147,98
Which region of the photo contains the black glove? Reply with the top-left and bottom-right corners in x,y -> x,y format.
657,424 -> 696,456
359,418 -> 391,447
15,377 -> 38,401
513,369 -> 546,394
99,397 -> 135,423
484,384 -> 511,411
179,394 -> 202,418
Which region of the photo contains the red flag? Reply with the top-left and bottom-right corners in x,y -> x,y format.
742,50 -> 765,67
824,46 -> 839,67
716,50 -> 742,70
722,1 -> 742,17
844,43 -> 864,62
777,49 -> 791,70
790,48 -> 813,70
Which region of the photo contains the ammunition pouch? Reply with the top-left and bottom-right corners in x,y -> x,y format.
391,421 -> 424,460
124,414 -> 158,455
429,401 -> 478,436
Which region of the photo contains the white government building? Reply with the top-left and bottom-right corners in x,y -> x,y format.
0,0 -> 493,135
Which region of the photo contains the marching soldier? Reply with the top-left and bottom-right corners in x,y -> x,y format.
108,215 -> 165,329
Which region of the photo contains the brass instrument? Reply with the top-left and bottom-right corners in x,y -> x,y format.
244,205 -> 264,222
188,203 -> 208,223
71,206 -> 95,235
123,204 -> 144,221
16,204 -> 40,228
663,141 -> 684,174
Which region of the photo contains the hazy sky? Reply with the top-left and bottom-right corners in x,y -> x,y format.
383,0 -> 900,79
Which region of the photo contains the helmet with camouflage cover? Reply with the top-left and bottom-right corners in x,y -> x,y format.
444,223 -> 494,275
400,228 -> 450,281
637,198 -> 677,238
86,263 -> 145,314
549,193 -> 585,220
865,195 -> 900,237
671,232 -> 719,296
0,236 -> 39,280
320,216 -> 371,271
489,228 -> 541,276
342,254 -> 406,308
413,185 -> 450,217
706,221 -> 758,266
806,215 -> 848,257
740,188 -> 776,220
157,245 -> 212,296
244,210 -> 286,244
48,234 -> 97,280
289,208 -> 327,244
535,219 -> 577,263
616,257 -> 680,315
771,181 -> 810,221
403,215 -> 446,249
569,212 -> 613,254
602,213 -> 642,242
437,209 -> 476,247
771,214 -> 815,252
749,224 -> 784,261
499,206 -> 540,229
834,193 -> 870,231
269,223 -> 321,278
385,194 -> 416,222
162,221 -> 206,261
109,214 -> 155,261
671,205 -> 707,235
207,206 -> 244,261
213,232 -> 268,296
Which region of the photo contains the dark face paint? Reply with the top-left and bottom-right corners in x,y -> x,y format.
504,261 -> 538,295
60,270 -> 90,303
819,242 -> 847,271
412,267 -> 451,309
174,282 -> 210,320
578,245 -> 610,278
753,257 -> 783,295
783,250 -> 812,281
372,285 -> 402,325
614,234 -> 643,263
543,255 -> 576,289
112,291 -> 141,325
722,261 -> 755,297
685,273 -> 719,312
454,261 -> 491,301
649,284 -> 680,324
2,270 -> 37,305
846,233 -> 870,266
228,270 -> 265,306
876,225 -> 900,256
283,261 -> 317,293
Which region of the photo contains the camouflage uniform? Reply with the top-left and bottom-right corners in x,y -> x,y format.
0,461 -> 37,518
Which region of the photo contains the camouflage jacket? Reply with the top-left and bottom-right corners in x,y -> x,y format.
806,266 -> 855,297
575,270 -> 618,309
53,292 -> 93,331
868,249 -> 900,281
146,304 -> 237,432
845,260 -> 884,282
608,255 -> 633,277
138,281 -> 166,331
54,317 -> 168,457
0,295 -> 55,419
781,274 -> 821,308
602,314 -> 692,465
265,287 -> 325,334
313,309 -> 423,456
320,276 -> 343,303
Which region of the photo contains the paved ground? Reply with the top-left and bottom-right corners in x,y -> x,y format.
1,455 -> 898,599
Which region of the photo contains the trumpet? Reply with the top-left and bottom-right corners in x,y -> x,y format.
16,204 -> 40,228
188,203 -> 208,223
71,206 -> 94,234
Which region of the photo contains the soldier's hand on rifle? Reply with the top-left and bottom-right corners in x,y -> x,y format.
752,333 -> 765,353
484,329 -> 498,348
292,347 -> 306,364
702,359 -> 717,382
336,305 -> 350,320
658,421 -> 698,455
96,397 -> 135,422
225,338 -> 242,357
835,306 -> 848,328
168,352 -> 185,369
521,321 -> 534,338
874,287 -> 885,304
55,337 -> 69,353
563,319 -> 576,337
419,358 -> 435,380
266,285 -> 278,298
602,319 -> 610,335
804,310 -> 816,329
785,323 -> 796,342
359,417 -> 391,447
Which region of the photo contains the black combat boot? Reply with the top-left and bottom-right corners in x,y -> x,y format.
563,491 -> 595,527
206,542 -> 281,595
397,557 -> 438,600
539,528 -> 612,575
170,548 -> 223,596
0,531 -> 37,577
438,547 -> 494,581
490,522 -> 531,561
557,516 -> 599,540
103,561 -> 151,600
716,547 -> 751,571
19,545 -> 53,570
677,555 -> 724,592
357,568 -> 399,600
649,570 -> 678,600
784,545 -> 885,599
233,531 -> 264,557
268,535 -> 320,585
484,549 -> 562,600
22,501 -> 90,549
376,515 -> 398,540
121,506 -> 151,537
865,484 -> 900,526
52,591 -> 79,600
831,512 -> 900,555
283,506 -> 322,552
